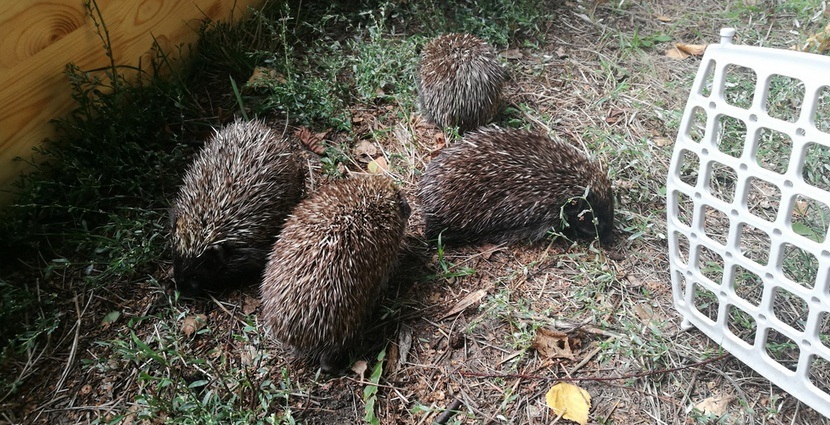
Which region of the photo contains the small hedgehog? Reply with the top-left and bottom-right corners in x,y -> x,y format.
260,175 -> 410,372
170,118 -> 305,294
418,33 -> 509,132
417,126 -> 614,244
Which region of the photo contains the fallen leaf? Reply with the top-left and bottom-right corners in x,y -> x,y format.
545,382 -> 591,425
655,15 -> 673,22
242,296 -> 260,315
476,243 -> 501,260
294,126 -> 328,155
676,43 -> 708,56
246,66 -> 282,86
793,199 -> 809,217
355,140 -> 378,163
352,360 -> 368,379
440,289 -> 487,320
634,304 -> 654,326
367,157 -> 388,174
532,328 -> 575,360
101,311 -> 121,326
665,46 -> 690,60
555,46 -> 568,58
500,49 -> 523,59
181,314 -> 207,337
605,108 -> 625,124
654,136 -> 673,147
694,395 -> 734,417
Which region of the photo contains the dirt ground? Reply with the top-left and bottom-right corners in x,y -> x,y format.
4,0 -> 830,424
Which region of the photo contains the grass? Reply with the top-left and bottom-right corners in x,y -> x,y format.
2,0 -> 830,423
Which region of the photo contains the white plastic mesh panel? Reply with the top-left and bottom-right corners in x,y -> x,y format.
667,28 -> 830,417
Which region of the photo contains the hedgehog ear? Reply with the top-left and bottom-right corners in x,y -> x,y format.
205,243 -> 227,264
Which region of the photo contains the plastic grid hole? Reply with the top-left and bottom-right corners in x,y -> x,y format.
737,222 -> 771,266
755,127 -> 793,175
723,64 -> 757,109
815,85 -> 830,134
731,264 -> 764,307
692,281 -> 720,324
697,244 -> 725,286
703,205 -> 730,246
677,149 -> 701,186
765,74 -> 805,123
707,161 -> 738,203
765,328 -> 800,372
686,106 -> 708,143
779,242 -> 819,289
789,195 -> 830,243
771,286 -> 809,332
808,355 -> 830,395
699,59 -> 716,97
745,177 -> 781,223
672,231 -> 691,266
726,303 -> 757,346
819,311 -> 830,351
715,115 -> 746,158
803,142 -> 830,192
671,190 -> 695,228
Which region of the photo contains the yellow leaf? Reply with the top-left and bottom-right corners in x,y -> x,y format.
545,382 -> 591,425
367,157 -> 388,174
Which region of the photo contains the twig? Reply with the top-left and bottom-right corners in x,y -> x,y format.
433,399 -> 463,425
460,353 -> 729,382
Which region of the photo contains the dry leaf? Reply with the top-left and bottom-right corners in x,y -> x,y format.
665,46 -> 690,60
500,49 -> 523,59
605,108 -> 625,124
655,15 -> 673,22
532,328 -> 575,360
355,140 -> 378,163
352,360 -> 368,378
676,43 -> 708,56
294,126 -> 329,155
247,66 -> 282,86
793,199 -> 809,217
242,296 -> 260,315
476,243 -> 501,260
695,395 -> 734,416
545,382 -> 591,425
181,314 -> 207,337
367,157 -> 388,174
654,136 -> 673,147
441,289 -> 487,320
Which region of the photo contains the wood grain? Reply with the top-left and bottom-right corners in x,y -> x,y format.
0,0 -> 262,205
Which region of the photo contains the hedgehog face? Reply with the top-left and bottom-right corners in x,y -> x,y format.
563,193 -> 615,244
173,243 -> 265,295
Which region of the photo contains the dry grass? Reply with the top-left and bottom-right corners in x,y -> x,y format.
3,0 -> 830,424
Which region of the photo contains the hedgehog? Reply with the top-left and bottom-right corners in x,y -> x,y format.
417,33 -> 509,132
260,175 -> 410,372
417,126 -> 614,245
170,118 -> 305,295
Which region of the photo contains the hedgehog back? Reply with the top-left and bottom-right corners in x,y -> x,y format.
418,33 -> 508,131
171,118 -> 304,292
417,127 -> 614,244
260,175 -> 409,360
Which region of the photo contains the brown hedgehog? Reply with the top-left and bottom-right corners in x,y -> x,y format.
260,175 -> 410,372
417,126 -> 614,245
418,33 -> 509,132
170,118 -> 305,295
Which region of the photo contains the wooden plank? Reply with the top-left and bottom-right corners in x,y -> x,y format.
0,0 -> 262,206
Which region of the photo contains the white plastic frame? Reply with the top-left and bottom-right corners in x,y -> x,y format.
667,28 -> 830,417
